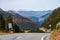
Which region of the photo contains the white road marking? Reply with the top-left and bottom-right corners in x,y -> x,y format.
15,36 -> 23,40
41,35 -> 48,40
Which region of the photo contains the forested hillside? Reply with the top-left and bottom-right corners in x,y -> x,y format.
42,7 -> 60,31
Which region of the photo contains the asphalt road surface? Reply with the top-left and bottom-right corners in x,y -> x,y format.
0,33 -> 50,40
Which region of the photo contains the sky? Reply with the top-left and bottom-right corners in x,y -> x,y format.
0,0 -> 60,11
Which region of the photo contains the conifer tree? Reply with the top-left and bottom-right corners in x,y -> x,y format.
0,14 -> 5,31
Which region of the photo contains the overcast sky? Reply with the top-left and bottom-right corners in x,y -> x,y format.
0,0 -> 60,11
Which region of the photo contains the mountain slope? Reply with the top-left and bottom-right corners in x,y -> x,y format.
0,9 -> 39,30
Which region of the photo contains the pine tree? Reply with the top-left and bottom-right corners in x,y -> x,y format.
0,14 -> 5,31
13,23 -> 23,33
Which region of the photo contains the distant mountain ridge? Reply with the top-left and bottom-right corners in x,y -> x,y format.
18,10 -> 52,17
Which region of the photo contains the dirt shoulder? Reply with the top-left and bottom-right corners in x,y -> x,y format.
50,30 -> 60,40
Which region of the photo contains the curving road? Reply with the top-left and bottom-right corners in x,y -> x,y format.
0,33 -> 50,40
